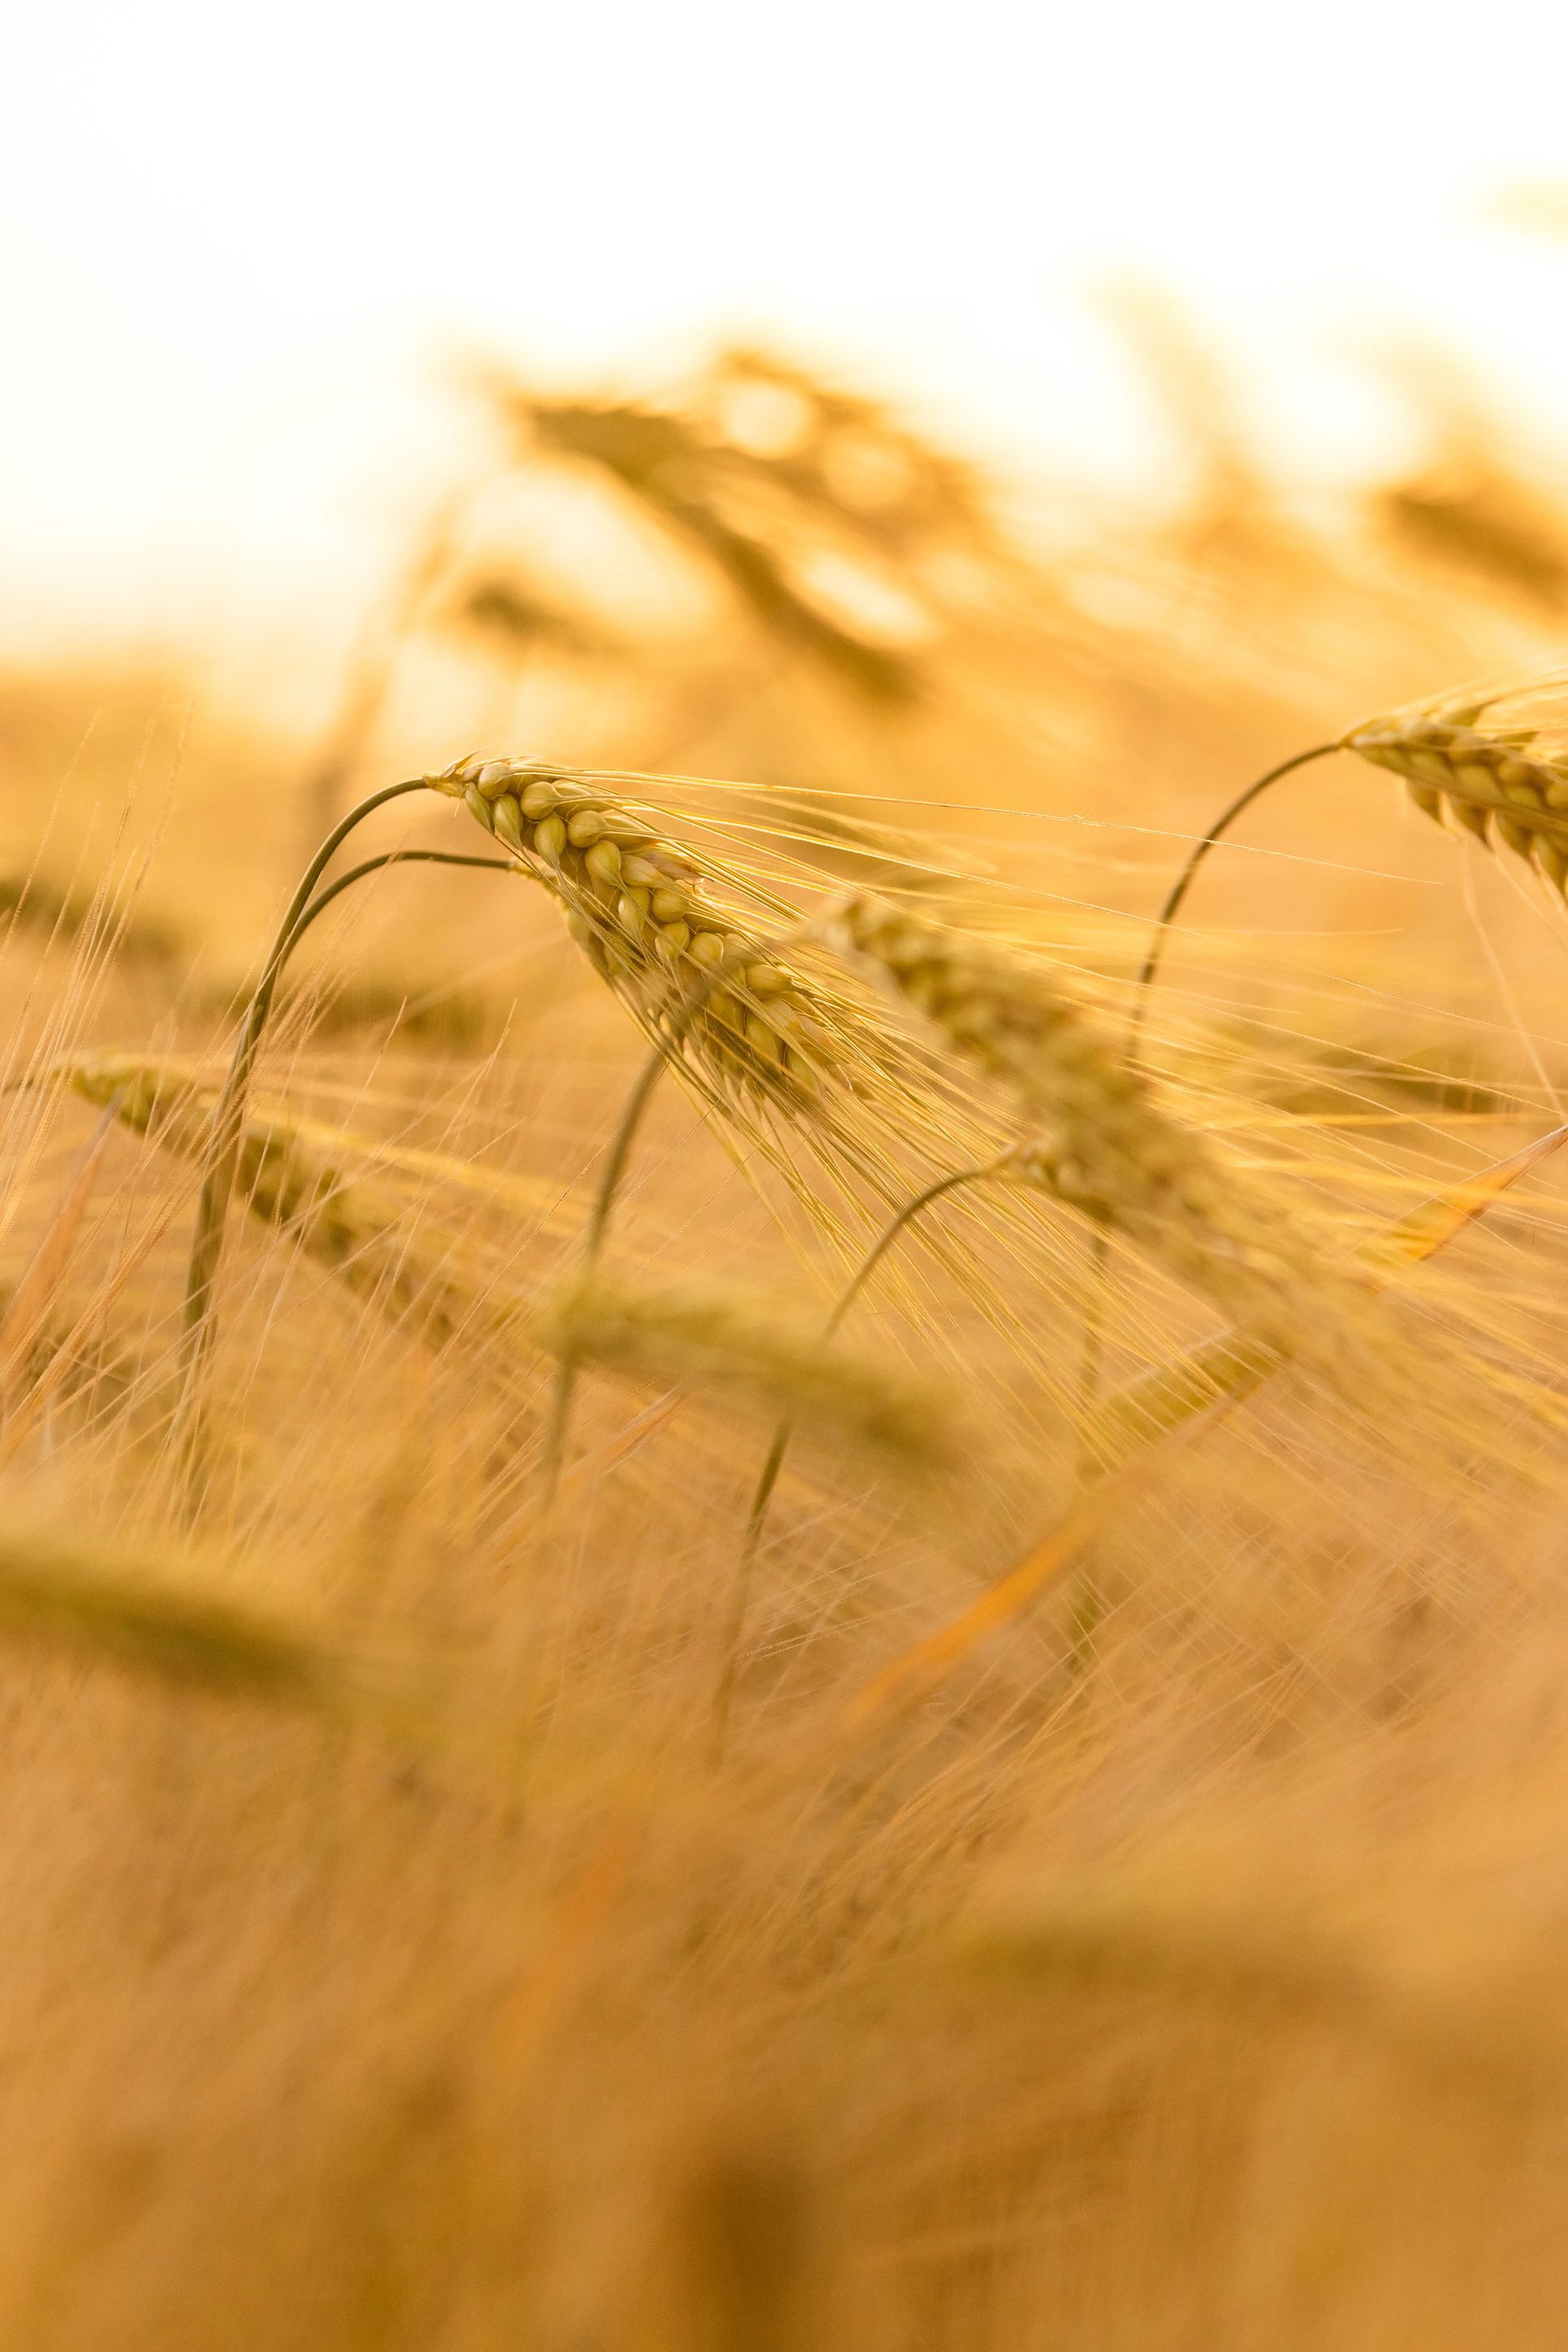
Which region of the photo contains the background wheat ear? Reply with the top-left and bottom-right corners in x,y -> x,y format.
533,1270 -> 962,1477
826,892 -> 1344,1339
0,1517 -> 441,1734
54,1051 -> 546,1360
1346,678 -> 1568,893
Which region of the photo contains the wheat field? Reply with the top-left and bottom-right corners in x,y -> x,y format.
9,344 -> 1568,2349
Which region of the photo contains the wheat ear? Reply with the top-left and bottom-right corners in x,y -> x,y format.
534,1272 -> 957,1475
1345,683 -> 1568,888
0,1517 -> 436,1732
829,893 -> 1332,1340
1133,672 -> 1568,1050
64,1055 -> 548,1361
428,754 -> 860,1106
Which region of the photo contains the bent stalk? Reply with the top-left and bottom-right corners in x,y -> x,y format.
174,779 -> 436,1483
710,1155 -> 1007,1766
1078,741 -> 1341,1431
1127,741 -> 1339,1062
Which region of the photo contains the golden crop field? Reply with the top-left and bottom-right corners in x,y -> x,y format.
9,329 -> 1568,2348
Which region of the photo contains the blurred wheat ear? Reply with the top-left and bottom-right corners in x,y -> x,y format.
53,1052 -> 566,1361
0,1518 -> 440,1736
533,1271 -> 961,1481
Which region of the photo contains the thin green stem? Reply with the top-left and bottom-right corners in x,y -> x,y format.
173,779 -> 433,1488
709,1154 -> 1009,1768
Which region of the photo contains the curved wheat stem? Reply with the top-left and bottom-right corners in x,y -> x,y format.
287,847 -> 512,945
830,893 -> 1337,1339
175,780 -> 433,1482
710,1154 -> 1007,1768
171,833 -> 510,1472
1084,745 -> 1336,1416
1127,742 -> 1339,1061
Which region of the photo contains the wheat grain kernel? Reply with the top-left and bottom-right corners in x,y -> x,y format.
490,793 -> 525,853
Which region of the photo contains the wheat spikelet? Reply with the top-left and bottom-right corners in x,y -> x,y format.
429,754 -> 846,1105
534,1271 -> 957,1475
827,893 -> 1331,1334
1345,677 -> 1568,893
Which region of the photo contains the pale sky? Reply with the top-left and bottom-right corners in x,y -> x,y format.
5,0 -> 1568,663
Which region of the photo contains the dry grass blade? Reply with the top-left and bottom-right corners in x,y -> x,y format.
0,1212 -> 171,1472
0,1100 -> 117,1384
843,1479 -> 1123,1726
556,1390 -> 687,1498
535,1273 -> 959,1476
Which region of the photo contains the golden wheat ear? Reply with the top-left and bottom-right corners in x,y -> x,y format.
845,1122 -> 1568,1727
1346,678 -> 1568,893
827,891 -> 1341,1347
430,754 -> 844,1105
1134,670 -> 1568,1054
